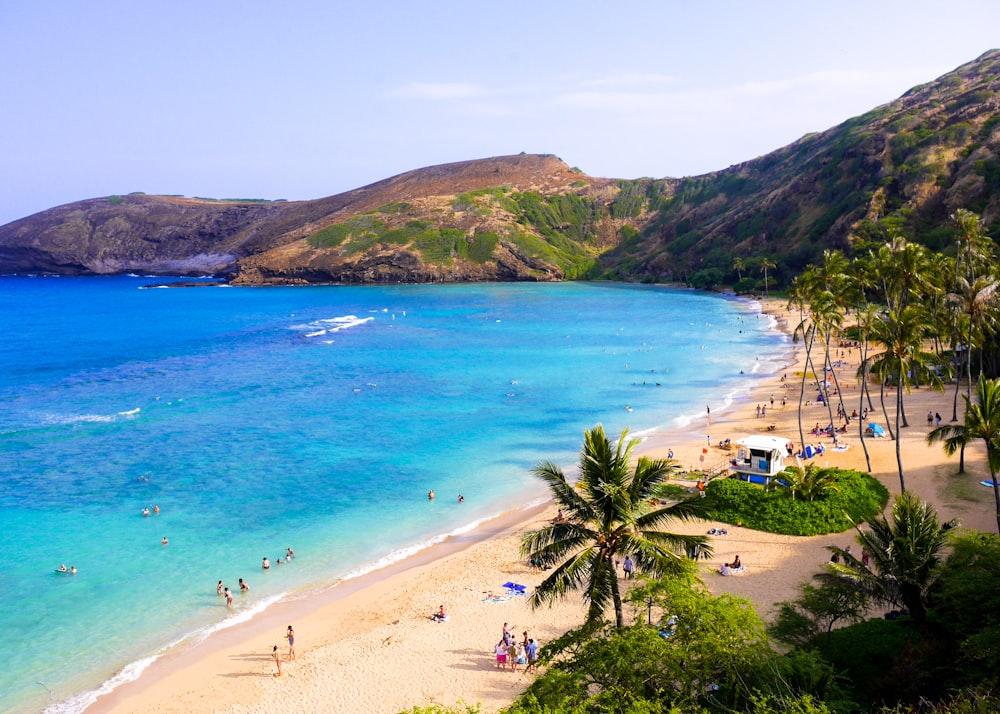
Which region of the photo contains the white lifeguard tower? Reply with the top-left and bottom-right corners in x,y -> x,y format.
731,435 -> 791,485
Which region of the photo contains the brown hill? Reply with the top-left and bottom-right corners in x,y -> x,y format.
0,154 -> 617,282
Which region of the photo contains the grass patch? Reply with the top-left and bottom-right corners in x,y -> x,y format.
705,469 -> 889,535
937,463 -> 990,503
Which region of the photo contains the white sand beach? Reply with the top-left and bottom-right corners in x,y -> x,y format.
86,300 -> 998,714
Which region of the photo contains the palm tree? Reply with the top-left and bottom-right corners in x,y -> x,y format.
928,375 -> 1000,534
822,491 -> 956,623
760,257 -> 777,297
867,304 -> 944,491
769,461 -> 840,502
521,425 -> 711,629
732,256 -> 744,282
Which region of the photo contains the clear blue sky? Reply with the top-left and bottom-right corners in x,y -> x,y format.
1,1 -> 998,226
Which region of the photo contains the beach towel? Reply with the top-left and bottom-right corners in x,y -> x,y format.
482,594 -> 512,603
502,582 -> 528,595
981,481 -> 996,488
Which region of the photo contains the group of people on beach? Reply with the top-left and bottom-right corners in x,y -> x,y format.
494,622 -> 538,673
216,578 -> 251,607
271,625 -> 295,676
262,547 -> 295,571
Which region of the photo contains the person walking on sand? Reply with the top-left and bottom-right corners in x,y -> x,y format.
272,645 -> 282,676
623,555 -> 635,579
285,625 -> 295,660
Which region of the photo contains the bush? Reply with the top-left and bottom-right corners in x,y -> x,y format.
705,469 -> 889,535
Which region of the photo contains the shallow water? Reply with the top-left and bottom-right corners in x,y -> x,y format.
0,277 -> 787,713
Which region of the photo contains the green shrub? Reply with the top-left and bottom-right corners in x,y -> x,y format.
467,230 -> 499,263
704,469 -> 888,535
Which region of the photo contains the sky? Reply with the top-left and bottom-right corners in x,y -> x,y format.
1,1 -> 999,226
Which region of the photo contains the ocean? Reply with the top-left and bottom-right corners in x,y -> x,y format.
0,277 -> 787,713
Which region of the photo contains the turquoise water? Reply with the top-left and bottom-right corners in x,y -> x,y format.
0,277 -> 787,713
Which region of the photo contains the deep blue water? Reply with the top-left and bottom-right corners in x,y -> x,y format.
0,276 -> 787,713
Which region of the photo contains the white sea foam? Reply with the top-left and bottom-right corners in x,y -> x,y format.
41,408 -> 141,426
292,315 -> 374,338
44,592 -> 289,714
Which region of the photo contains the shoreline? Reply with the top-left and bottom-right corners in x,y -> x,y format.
82,297 -> 997,714
79,297 -> 796,714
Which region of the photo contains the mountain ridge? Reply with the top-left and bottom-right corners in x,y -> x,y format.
2,49 -> 999,286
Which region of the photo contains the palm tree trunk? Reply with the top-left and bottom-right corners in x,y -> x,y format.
959,349 -> 972,472
895,378 -> 906,492
879,381 -> 896,441
859,356 -> 872,473
951,363 -> 961,422
987,444 -> 1000,535
611,565 -> 624,629
797,332 -> 816,457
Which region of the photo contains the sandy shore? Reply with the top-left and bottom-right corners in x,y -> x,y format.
86,300 -> 998,714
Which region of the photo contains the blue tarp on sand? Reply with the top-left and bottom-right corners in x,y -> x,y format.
867,422 -> 886,437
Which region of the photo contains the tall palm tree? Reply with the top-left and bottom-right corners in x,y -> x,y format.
867,304 -> 944,491
928,375 -> 1000,534
760,257 -> 777,297
732,256 -> 744,282
822,491 -> 956,623
521,425 -> 711,629
944,276 -> 996,471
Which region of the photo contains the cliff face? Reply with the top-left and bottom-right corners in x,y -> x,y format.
3,50 -> 1000,285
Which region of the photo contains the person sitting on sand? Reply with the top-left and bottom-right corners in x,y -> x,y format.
728,555 -> 742,570
431,605 -> 448,622
552,509 -> 565,523
718,562 -> 732,576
